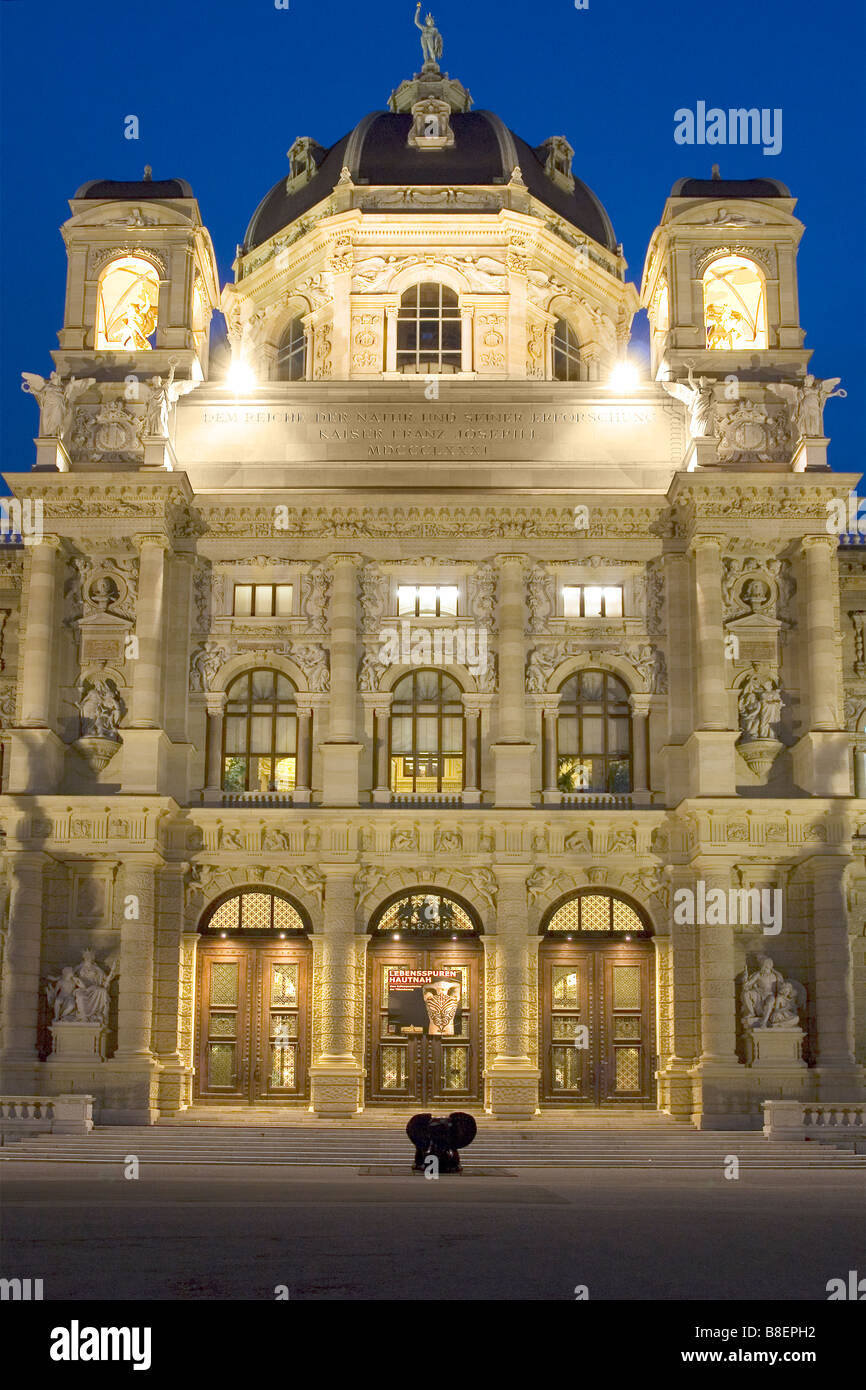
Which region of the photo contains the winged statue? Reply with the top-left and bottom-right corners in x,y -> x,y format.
768,374 -> 846,439
21,370 -> 95,439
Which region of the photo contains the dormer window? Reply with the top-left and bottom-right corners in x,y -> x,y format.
286,137 -> 324,192
397,284 -> 461,374
537,137 -> 575,193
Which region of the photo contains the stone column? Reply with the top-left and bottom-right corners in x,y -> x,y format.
810,857 -> 860,1098
692,862 -> 744,1129
293,702 -> 313,804
460,306 -> 474,373
320,554 -> 362,805
658,867 -> 699,1121
629,694 -> 651,804
124,534 -> 171,795
203,691 -> 225,803
385,305 -> 398,374
9,536 -> 65,793
462,696 -> 481,805
20,536 -> 62,728
792,536 -> 849,794
130,535 -> 169,729
485,864 -> 539,1118
854,741 -> 866,798
685,536 -> 738,796
369,696 -> 392,804
540,698 -> 561,805
109,858 -> 160,1123
0,854 -> 44,1086
491,555 -> 533,806
309,864 -> 366,1115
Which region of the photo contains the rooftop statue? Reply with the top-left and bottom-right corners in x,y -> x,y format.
414,3 -> 443,69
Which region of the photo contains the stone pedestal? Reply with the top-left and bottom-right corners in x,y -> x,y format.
319,741 -> 363,806
34,436 -> 71,471
50,1020 -> 107,1060
683,436 -> 719,470
745,1027 -> 806,1069
309,1064 -> 365,1116
737,736 -> 783,779
791,732 -> 851,796
485,1063 -> 540,1119
684,730 -> 739,795
491,741 -> 534,807
791,436 -> 829,472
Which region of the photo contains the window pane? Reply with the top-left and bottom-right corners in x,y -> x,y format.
581,718 -> 604,754
603,586 -> 623,617
583,587 -> 603,617
234,585 -> 252,616
418,586 -> 437,615
441,716 -> 463,753
254,585 -> 272,616
438,585 -> 458,616
397,586 -> 416,615
562,587 -> 581,617
558,716 -> 579,753
225,717 -> 247,755
275,584 -> 293,616
251,670 -> 275,700
580,672 -> 605,703
416,716 -> 438,751
391,717 -> 412,753
275,715 -> 296,754
414,670 -> 440,702
250,716 -> 272,751
608,717 -> 630,753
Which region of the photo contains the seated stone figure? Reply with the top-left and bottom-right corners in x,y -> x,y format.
406,1111 -> 477,1173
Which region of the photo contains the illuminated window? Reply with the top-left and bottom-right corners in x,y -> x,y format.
233,584 -> 293,617
545,891 -> 648,935
95,255 -> 160,351
557,670 -> 631,793
191,280 -> 207,355
222,669 -> 297,794
702,255 -> 767,350
562,585 -> 623,617
553,318 -> 582,381
390,670 -> 463,794
374,891 -> 475,934
397,283 -> 461,374
202,889 -> 307,934
655,278 -> 670,333
276,318 -> 306,380
397,584 -> 458,616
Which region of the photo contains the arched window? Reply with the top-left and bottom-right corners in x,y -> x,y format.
702,255 -> 767,350
543,890 -> 650,937
95,255 -> 160,350
397,283 -> 461,373
276,317 -> 306,380
553,317 -> 583,381
372,889 -> 477,936
390,670 -> 463,793
222,669 -> 297,794
557,670 -> 631,793
200,888 -> 308,936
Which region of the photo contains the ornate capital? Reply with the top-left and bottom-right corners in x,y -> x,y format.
133,532 -> 171,553
801,533 -> 837,556
688,534 -> 725,556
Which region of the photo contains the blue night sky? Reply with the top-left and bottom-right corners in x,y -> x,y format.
1,0 -> 863,475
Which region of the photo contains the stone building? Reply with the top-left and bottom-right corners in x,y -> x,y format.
1,27 -> 863,1128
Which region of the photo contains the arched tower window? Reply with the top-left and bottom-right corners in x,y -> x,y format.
222,669 -> 298,794
556,670 -> 631,793
95,255 -> 160,350
702,255 -> 767,350
553,317 -> 583,381
397,283 -> 461,374
276,317 -> 306,380
390,670 -> 464,793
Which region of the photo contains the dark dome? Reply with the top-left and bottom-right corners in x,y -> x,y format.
74,177 -> 194,200
243,109 -> 617,252
671,175 -> 790,198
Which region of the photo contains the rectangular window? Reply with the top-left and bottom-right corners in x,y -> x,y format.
396,584 -> 459,617
233,583 -> 293,617
562,585 -> 623,618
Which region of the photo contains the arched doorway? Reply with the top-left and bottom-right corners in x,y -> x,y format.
367,889 -> 483,1106
539,891 -> 656,1106
194,888 -> 312,1104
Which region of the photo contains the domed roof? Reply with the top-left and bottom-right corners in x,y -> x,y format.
670,175 -> 790,199
74,176 -> 194,200
242,108 -> 617,253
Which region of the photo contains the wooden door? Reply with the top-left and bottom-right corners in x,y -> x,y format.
195,940 -> 310,1103
367,943 -> 481,1105
541,941 -> 655,1105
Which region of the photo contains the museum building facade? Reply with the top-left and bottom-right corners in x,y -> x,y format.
1,34 -> 864,1128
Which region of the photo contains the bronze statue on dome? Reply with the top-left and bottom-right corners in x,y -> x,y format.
414,4 -> 443,69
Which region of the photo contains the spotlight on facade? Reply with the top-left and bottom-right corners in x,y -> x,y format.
608,358 -> 639,392
393,932 -> 400,939
226,358 -> 256,394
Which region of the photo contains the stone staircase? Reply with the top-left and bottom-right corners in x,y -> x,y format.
1,1114 -> 863,1168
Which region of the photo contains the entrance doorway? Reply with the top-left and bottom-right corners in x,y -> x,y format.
367,890 -> 483,1106
194,889 -> 311,1104
539,892 -> 656,1106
